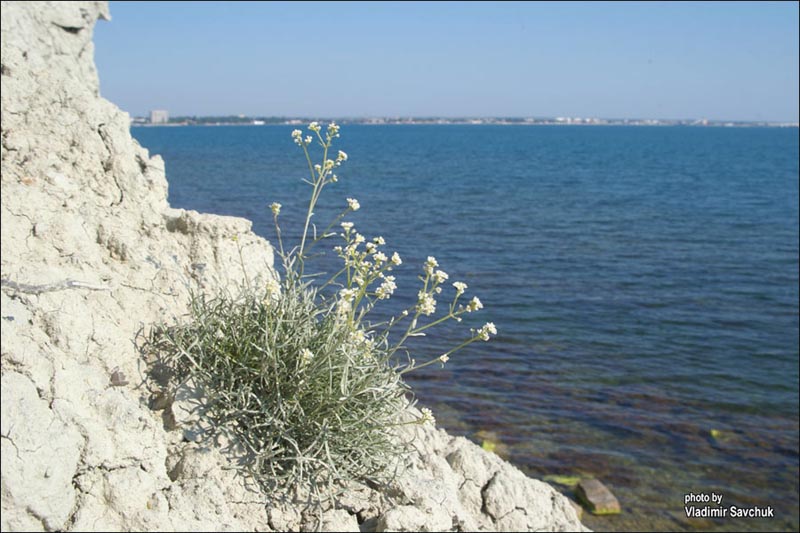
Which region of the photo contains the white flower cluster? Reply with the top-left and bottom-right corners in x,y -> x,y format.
334,217 -> 404,312
270,202 -> 281,216
291,128 -> 314,147
340,288 -> 357,301
424,256 -> 438,276
417,291 -> 436,316
347,198 -> 360,211
466,296 -> 483,312
338,287 -> 357,314
452,281 -> 467,296
292,123 -> 346,187
375,275 -> 396,300
291,129 -> 304,146
327,122 -> 340,139
477,322 -> 497,341
420,407 -> 435,426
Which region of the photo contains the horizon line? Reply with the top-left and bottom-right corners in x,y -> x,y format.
133,113 -> 800,126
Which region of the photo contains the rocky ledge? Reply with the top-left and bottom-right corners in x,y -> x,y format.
0,2 -> 586,531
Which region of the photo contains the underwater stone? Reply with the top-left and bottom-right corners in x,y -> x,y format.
575,478 -> 621,515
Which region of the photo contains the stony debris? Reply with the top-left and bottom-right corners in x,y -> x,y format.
1,1 -> 586,531
316,508 -> 361,532
575,478 -> 621,515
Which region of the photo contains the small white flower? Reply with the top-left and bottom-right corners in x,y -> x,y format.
269,202 -> 281,216
424,256 -> 438,275
439,354 -> 450,364
305,135 -> 313,144
420,407 -> 435,426
433,270 -> 449,283
337,299 -> 352,315
347,198 -> 360,211
354,233 -> 365,244
391,252 -> 402,266
337,150 -> 348,162
340,288 -> 357,301
467,296 -> 483,312
324,159 -> 335,171
374,251 -> 387,264
477,322 -> 497,341
373,236 -> 385,245
452,281 -> 468,296
300,348 -> 314,364
291,130 -> 303,144
375,275 -> 396,300
314,163 -> 322,173
417,291 -> 436,316
309,121 -> 321,132
341,221 -> 354,231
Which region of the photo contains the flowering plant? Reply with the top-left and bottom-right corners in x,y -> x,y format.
149,122 -> 495,501
276,122 -> 496,376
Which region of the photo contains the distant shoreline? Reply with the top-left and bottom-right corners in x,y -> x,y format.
132,120 -> 799,129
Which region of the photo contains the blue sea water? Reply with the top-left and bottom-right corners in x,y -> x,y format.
132,124 -> 799,531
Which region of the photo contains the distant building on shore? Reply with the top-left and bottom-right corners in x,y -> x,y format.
149,109 -> 169,124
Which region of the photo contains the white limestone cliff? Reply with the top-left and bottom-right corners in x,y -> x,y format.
0,2 -> 586,531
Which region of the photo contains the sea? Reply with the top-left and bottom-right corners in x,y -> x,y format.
131,124 -> 799,532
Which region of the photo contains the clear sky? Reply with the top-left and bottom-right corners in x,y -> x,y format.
93,1 -> 799,122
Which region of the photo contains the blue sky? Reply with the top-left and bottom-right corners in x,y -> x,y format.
94,1 -> 799,122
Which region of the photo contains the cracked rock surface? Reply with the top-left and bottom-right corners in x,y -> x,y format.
1,2 -> 586,531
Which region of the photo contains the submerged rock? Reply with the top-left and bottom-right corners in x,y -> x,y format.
575,478 -> 621,515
